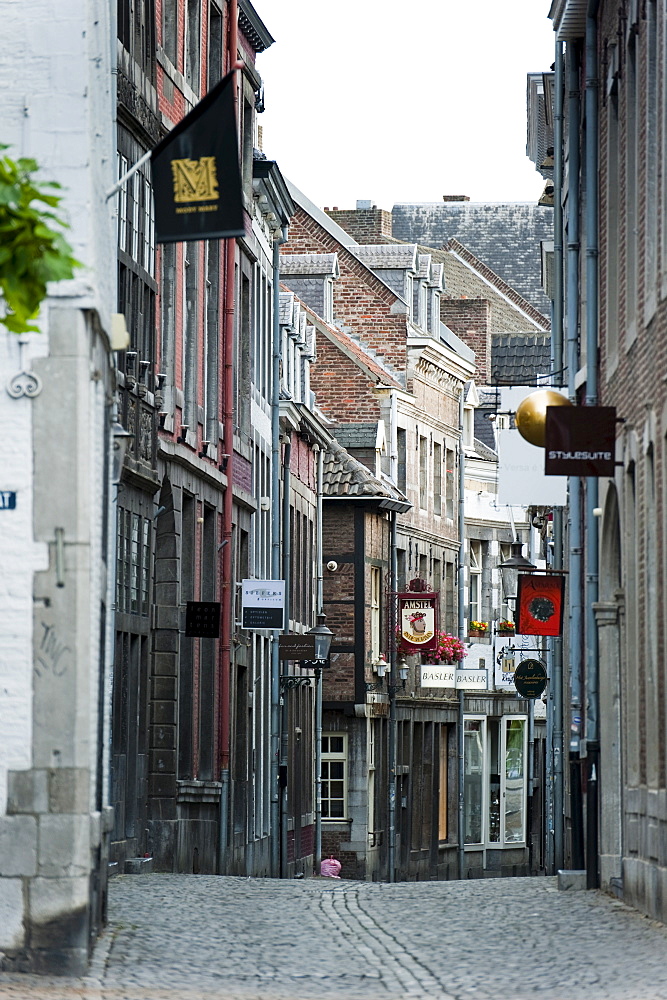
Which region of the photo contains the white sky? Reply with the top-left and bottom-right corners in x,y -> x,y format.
251,0 -> 556,210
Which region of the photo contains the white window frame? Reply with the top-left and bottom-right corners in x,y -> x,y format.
321,733 -> 347,821
464,714 -> 528,848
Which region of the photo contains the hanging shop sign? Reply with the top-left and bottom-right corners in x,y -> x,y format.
185,601 -> 221,638
516,574 -> 565,637
514,659 -> 548,699
544,405 -> 616,477
398,592 -> 438,652
151,70 -> 245,244
241,580 -> 285,630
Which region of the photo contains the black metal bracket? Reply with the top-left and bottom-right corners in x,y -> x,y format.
279,676 -> 313,690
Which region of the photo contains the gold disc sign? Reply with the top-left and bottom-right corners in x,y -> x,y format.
398,593 -> 438,652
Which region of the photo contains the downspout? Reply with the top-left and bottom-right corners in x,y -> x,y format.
388,510 -> 397,883
315,446 -> 324,874
219,0 -> 239,874
457,383 -> 468,881
551,40 -> 567,876
271,226 -> 288,878
280,434 -> 292,877
585,0 -> 601,890
566,36 -> 586,872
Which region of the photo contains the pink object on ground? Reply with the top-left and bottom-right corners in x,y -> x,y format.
320,856 -> 341,878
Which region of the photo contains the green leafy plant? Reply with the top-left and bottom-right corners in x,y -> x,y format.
0,146 -> 80,333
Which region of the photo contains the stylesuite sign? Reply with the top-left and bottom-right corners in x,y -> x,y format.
545,406 -> 616,477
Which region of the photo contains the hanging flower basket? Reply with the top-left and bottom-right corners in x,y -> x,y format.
497,620 -> 515,636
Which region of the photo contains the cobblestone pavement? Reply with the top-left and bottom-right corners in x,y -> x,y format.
1,874 -> 667,1000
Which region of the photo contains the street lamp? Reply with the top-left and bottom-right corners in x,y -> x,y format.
308,613 -> 333,877
499,540 -> 536,609
308,613 -> 333,663
111,419 -> 133,484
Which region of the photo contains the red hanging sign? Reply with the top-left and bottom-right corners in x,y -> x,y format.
398,592 -> 439,652
516,574 -> 565,637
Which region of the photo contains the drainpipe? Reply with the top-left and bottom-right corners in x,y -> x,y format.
280,434 -> 292,877
388,509 -> 397,883
550,40 -> 568,877
271,227 -> 288,878
565,35 -> 585,873
314,446 -> 325,874
219,0 -> 239,874
585,0 -> 601,890
457,383 -> 468,880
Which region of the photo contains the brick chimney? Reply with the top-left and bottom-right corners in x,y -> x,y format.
325,202 -> 393,243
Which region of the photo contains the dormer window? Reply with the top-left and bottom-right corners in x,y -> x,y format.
324,278 -> 334,323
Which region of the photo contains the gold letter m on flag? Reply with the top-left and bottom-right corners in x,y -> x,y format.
170,156 -> 220,203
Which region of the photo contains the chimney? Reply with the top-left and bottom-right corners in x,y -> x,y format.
442,195 -> 470,202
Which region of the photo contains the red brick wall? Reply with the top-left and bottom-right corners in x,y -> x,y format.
284,208 -> 409,373
441,298 -> 491,383
312,337 -> 382,423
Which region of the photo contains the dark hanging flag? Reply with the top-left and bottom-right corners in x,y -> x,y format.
151,70 -> 245,244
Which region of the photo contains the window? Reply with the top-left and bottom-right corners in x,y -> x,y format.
624,32 -> 638,345
419,435 -> 428,509
116,507 -> 151,617
445,448 -> 455,518
433,442 -> 442,515
183,244 -> 199,431
370,566 -> 381,660
465,715 -> 527,847
605,90 -> 620,368
118,0 -> 156,80
159,242 -> 176,413
499,543 -> 513,621
397,427 -> 407,494
117,133 -> 157,367
322,734 -> 347,820
464,719 -> 485,844
185,0 -> 201,92
162,0 -> 178,66
469,540 -> 483,625
204,241 -> 220,443
207,2 -> 223,89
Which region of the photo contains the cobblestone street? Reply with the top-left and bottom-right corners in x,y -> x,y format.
1,874 -> 667,1000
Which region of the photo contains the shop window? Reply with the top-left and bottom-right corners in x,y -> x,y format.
322,734 -> 347,820
464,715 -> 527,847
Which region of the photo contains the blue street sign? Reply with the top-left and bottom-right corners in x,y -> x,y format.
0,492 -> 16,510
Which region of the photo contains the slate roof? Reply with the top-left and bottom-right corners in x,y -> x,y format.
279,291 -> 295,326
472,437 -> 498,461
324,437 -> 409,505
349,244 -> 419,271
391,202 -> 553,316
474,409 -> 497,453
491,333 -> 552,385
331,424 -> 380,450
280,253 -> 339,277
445,239 -> 550,331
